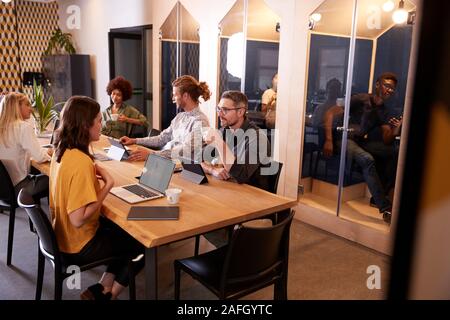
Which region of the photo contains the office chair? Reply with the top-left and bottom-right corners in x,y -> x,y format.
0,160 -> 49,266
0,160 -> 18,266
149,128 -> 161,137
175,210 -> 294,300
129,123 -> 148,138
193,161 -> 284,256
17,189 -> 137,300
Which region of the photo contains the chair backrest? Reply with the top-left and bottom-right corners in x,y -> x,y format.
265,161 -> 283,194
129,124 -> 148,138
17,189 -> 60,262
221,210 -> 294,288
149,128 -> 161,137
0,160 -> 16,205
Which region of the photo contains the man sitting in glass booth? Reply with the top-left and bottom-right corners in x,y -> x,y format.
321,72 -> 403,223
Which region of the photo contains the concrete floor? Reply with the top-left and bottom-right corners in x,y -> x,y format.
0,206 -> 390,300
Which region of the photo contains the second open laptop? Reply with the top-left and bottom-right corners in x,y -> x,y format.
110,154 -> 175,204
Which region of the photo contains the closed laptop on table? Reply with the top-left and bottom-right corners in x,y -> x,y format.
127,206 -> 179,220
110,154 -> 175,204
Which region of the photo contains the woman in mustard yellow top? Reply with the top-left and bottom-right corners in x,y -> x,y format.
50,96 -> 143,300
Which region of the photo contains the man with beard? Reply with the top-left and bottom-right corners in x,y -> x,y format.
120,75 -> 210,160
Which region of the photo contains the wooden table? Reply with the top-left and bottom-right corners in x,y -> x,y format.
34,136 -> 297,299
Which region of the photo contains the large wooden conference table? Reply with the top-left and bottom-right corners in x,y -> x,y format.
34,135 -> 297,299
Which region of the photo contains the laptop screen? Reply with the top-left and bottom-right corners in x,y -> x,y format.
50,119 -> 60,144
140,154 -> 175,193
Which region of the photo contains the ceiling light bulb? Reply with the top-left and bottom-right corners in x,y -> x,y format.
2,0 -> 13,3
382,1 -> 395,12
310,13 -> 322,22
392,8 -> 408,23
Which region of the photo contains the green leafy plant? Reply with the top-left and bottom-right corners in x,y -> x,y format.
44,28 -> 76,55
32,79 -> 58,134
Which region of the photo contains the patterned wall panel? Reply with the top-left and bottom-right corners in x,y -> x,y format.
16,0 -> 58,73
16,0 -> 59,96
0,2 -> 21,92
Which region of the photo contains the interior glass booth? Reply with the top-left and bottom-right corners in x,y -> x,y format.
298,0 -> 417,253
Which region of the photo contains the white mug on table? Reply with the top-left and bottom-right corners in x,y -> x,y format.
166,188 -> 182,204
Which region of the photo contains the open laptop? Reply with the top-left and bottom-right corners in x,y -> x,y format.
110,154 -> 175,204
42,119 -> 59,148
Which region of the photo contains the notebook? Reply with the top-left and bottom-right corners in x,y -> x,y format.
110,154 -> 175,204
127,206 -> 179,220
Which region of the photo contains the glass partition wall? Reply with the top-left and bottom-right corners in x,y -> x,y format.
160,1 -> 200,129
218,0 -> 280,145
300,0 -> 416,233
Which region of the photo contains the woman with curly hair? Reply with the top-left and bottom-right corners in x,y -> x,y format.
101,76 -> 149,139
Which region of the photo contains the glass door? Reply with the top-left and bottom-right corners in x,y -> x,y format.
338,0 -> 415,226
218,0 -> 280,150
108,25 -> 153,135
300,0 -> 353,216
300,0 -> 416,230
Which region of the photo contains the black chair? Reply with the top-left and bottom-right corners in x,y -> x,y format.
0,160 -> 49,265
0,160 -> 18,266
174,210 -> 294,300
129,123 -> 148,138
17,189 -> 137,300
193,161 -> 284,256
149,128 -> 161,137
265,161 -> 283,194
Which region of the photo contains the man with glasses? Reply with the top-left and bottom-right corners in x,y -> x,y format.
201,90 -> 272,191
201,90 -> 272,249
322,72 -> 402,223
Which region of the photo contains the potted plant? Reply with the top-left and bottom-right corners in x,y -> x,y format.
44,27 -> 76,55
32,79 -> 58,136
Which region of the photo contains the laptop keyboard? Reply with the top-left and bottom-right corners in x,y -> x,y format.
124,184 -> 159,198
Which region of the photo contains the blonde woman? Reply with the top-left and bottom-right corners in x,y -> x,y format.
0,92 -> 51,197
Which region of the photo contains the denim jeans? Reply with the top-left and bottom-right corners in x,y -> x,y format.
336,139 -> 392,212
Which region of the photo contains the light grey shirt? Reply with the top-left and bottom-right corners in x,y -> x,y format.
136,107 -> 209,159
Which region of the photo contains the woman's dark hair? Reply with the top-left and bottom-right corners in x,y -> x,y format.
172,75 -> 211,103
54,96 -> 100,163
106,76 -> 133,101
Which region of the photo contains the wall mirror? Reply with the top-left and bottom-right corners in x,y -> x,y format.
300,0 -> 416,233
217,0 -> 280,145
160,1 -> 200,129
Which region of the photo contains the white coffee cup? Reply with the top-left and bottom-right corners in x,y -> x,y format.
110,113 -> 119,121
165,188 -> 182,204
